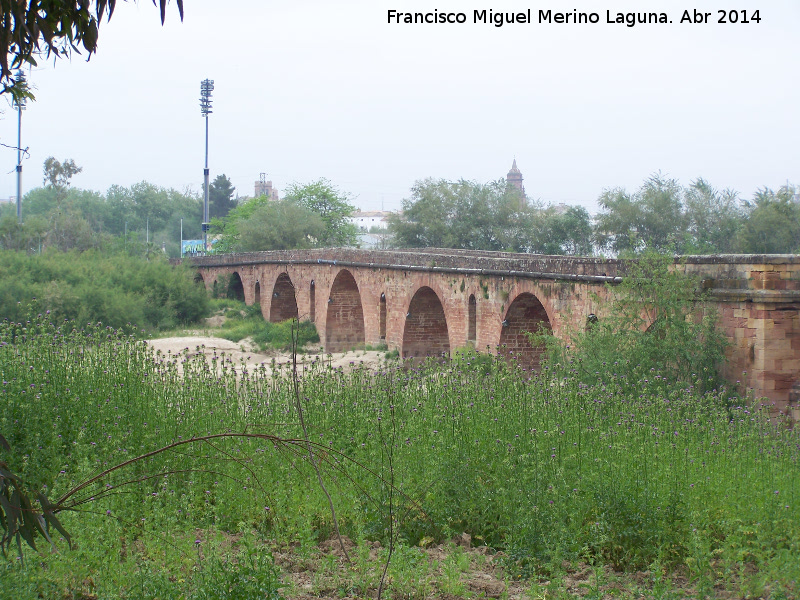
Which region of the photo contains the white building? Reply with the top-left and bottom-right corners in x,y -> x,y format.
349,210 -> 392,231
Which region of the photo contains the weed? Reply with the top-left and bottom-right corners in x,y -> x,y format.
1,311 -> 799,596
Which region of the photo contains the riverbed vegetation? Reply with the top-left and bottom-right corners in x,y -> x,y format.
207,299 -> 321,352
0,248 -> 209,333
2,308 -> 798,599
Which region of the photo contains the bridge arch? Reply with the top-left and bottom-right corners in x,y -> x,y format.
499,292 -> 552,369
326,269 -> 365,352
194,272 -> 205,286
227,272 -> 245,302
402,286 -> 450,359
254,281 -> 261,309
270,272 -> 299,322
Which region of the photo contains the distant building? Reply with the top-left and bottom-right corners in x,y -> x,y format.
507,159 -> 527,208
349,210 -> 392,231
254,173 -> 279,200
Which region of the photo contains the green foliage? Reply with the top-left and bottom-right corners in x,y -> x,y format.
212,180 -> 357,252
214,302 -> 319,351
0,172 -> 204,256
540,255 -> 728,394
596,173 -> 687,254
0,435 -> 72,562
0,250 -> 209,332
191,543 -> 284,600
737,185 -> 800,253
388,178 -> 595,255
283,179 -> 358,247
42,157 -> 82,200
214,198 -> 326,252
682,178 -> 744,254
388,178 -> 527,251
594,175 -> 800,256
531,205 -> 595,256
0,1 -> 182,102
208,174 -> 237,221
0,315 -> 798,594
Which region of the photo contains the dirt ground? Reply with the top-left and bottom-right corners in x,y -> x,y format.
146,335 -> 388,377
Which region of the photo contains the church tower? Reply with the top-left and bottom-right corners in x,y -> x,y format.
506,159 -> 526,208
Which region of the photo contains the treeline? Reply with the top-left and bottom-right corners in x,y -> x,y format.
3,163 -> 797,257
388,174 -> 800,255
210,179 -> 359,252
0,183 -> 203,257
0,159 -> 238,257
0,249 -> 209,331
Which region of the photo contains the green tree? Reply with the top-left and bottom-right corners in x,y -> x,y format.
0,214 -> 47,252
736,185 -> 800,253
212,197 -> 325,252
283,179 -> 358,247
682,178 -> 744,254
1,0 -> 183,101
595,173 -> 686,255
105,181 -> 173,235
236,201 -> 325,251
0,248 -> 208,331
388,178 -> 531,251
529,205 -> 594,255
208,174 -> 236,220
43,157 -> 82,204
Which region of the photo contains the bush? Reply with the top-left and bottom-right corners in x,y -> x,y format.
539,254 -> 728,394
0,249 -> 209,332
213,302 -> 320,352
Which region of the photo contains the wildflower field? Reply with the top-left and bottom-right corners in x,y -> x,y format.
1,313 -> 799,599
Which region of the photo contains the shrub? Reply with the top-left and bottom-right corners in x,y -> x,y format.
538,254 -> 728,394
0,249 -> 209,332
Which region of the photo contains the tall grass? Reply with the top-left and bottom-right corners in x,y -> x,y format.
2,313 -> 799,596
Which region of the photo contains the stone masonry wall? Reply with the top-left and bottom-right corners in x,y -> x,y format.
190,250 -> 800,417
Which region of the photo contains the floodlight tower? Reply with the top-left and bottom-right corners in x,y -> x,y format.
200,79 -> 214,251
14,70 -> 27,225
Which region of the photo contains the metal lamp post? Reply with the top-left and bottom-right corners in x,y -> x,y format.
14,70 -> 27,225
200,79 -> 214,252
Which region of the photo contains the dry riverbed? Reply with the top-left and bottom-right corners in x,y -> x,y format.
146,335 -> 388,376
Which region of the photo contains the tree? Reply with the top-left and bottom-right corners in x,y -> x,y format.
388,178 -> 532,251
212,196 -> 325,252
0,214 -> 47,252
737,185 -> 800,254
43,157 -> 82,202
682,178 -> 744,254
1,0 -> 183,102
529,205 -> 594,256
208,174 -> 236,220
236,201 -> 325,251
595,174 -> 687,255
283,179 -> 358,247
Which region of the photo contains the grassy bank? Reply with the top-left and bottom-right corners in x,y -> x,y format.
1,315 -> 798,598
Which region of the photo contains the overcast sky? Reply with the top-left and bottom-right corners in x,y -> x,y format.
0,0 -> 797,214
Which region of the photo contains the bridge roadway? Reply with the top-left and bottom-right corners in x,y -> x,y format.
188,249 -> 800,417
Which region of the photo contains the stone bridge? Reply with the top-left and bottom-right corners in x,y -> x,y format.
188,249 -> 800,416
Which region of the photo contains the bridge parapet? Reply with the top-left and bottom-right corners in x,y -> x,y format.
189,248 -> 622,275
